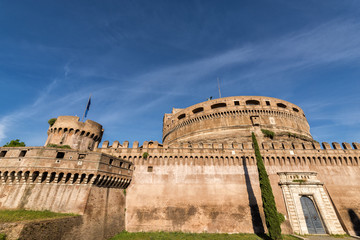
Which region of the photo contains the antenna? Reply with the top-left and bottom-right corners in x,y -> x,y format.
217,77 -> 221,98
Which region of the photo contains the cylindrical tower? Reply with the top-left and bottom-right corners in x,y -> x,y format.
162,96 -> 312,145
45,116 -> 103,151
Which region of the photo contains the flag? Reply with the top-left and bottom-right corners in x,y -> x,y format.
84,96 -> 91,118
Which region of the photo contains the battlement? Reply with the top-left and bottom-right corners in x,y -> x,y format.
95,139 -> 360,168
0,147 -> 133,188
98,140 -> 360,151
45,116 -> 104,151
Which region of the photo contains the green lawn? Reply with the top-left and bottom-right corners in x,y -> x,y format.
109,231 -> 300,240
0,209 -> 76,223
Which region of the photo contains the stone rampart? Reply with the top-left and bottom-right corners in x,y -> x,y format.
96,139 -> 360,235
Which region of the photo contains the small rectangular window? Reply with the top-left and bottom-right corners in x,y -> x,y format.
78,154 -> 86,159
109,159 -> 113,166
19,150 -> 27,157
0,151 -> 7,157
266,101 -> 271,106
147,166 -> 153,172
56,152 -> 65,159
120,162 -> 123,168
234,101 -> 240,106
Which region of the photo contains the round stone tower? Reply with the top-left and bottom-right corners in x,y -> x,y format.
162,96 -> 312,145
45,116 -> 103,151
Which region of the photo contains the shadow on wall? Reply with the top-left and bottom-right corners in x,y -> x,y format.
243,157 -> 265,234
348,209 -> 360,236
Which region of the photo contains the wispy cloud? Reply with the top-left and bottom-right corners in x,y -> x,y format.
3,18 -> 360,145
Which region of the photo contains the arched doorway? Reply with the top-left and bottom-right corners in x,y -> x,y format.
300,196 -> 326,234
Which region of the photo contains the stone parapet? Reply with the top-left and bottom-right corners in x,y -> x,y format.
0,147 -> 133,189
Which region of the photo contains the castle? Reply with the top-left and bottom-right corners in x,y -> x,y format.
0,96 -> 359,239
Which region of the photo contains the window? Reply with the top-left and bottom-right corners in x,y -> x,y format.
211,103 -> 226,109
192,107 -> 204,114
56,152 -> 65,159
78,154 -> 86,159
178,114 -> 186,120
266,101 -> 271,106
19,150 -> 27,157
234,101 -> 240,106
147,166 -> 153,172
120,162 -> 123,168
293,107 -> 299,112
0,151 -> 7,157
109,159 -> 114,166
277,103 -> 287,108
246,100 -> 260,105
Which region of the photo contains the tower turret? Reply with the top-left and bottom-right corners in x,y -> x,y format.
45,116 -> 103,151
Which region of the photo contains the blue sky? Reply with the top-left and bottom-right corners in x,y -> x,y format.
1,0 -> 360,147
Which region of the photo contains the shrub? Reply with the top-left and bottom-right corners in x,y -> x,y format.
3,139 -> 26,147
46,144 -> 71,149
142,152 -> 149,160
261,129 -> 275,139
0,233 -> 5,240
48,118 -> 57,127
252,133 -> 282,240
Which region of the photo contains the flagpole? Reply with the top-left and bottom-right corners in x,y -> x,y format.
81,94 -> 91,122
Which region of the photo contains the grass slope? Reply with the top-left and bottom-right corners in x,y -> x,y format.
0,210 -> 76,223
109,232 -> 300,240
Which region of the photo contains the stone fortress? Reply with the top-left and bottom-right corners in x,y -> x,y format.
0,96 -> 359,239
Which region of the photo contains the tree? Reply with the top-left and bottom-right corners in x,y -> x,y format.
142,152 -> 149,160
252,132 -> 282,240
48,118 -> 57,127
3,139 -> 26,147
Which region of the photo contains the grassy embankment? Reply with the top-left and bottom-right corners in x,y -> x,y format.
109,232 -> 300,240
0,209 -> 76,223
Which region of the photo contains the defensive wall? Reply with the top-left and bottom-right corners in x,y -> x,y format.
96,139 -> 360,235
0,146 -> 133,240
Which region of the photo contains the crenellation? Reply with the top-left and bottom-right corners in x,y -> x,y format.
142,141 -> 148,148
342,142 -> 352,150
123,141 -> 129,148
303,142 -> 313,150
112,141 -> 120,148
332,142 -> 342,150
102,140 -> 109,148
352,142 -> 360,149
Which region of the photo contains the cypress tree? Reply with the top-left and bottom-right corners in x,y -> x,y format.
252,132 -> 282,240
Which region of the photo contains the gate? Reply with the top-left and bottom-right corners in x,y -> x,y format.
300,196 -> 326,234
